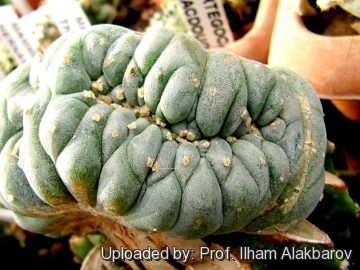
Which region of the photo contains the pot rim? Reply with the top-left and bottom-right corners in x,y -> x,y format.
269,0 -> 360,100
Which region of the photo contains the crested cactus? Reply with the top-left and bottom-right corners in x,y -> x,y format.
0,25 -> 326,240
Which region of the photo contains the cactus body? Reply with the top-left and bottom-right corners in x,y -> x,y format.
0,25 -> 326,239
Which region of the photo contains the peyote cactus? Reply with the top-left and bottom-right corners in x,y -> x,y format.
0,25 -> 326,240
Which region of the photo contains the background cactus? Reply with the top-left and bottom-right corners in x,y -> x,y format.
146,0 -> 188,33
79,0 -> 118,24
0,39 -> 17,77
69,231 -> 106,263
29,13 -> 61,53
146,0 -> 260,39
0,218 -> 79,269
0,0 -> 16,77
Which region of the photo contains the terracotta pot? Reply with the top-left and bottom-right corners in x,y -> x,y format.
11,0 -> 40,15
268,0 -> 360,121
224,0 -> 279,64
27,0 -> 41,10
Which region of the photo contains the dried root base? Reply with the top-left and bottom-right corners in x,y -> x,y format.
39,212 -> 242,269
98,219 -> 242,270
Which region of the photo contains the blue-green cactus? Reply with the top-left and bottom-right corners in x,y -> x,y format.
0,25 -> 326,239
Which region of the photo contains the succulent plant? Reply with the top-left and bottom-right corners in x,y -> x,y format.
0,24 -> 326,240
212,229 -> 343,270
146,0 -> 188,33
29,14 -> 61,53
0,39 -> 17,76
147,0 -> 261,39
0,0 -> 10,5
69,231 -> 107,263
79,0 -> 118,24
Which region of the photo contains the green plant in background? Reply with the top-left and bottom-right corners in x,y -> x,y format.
0,0 -> 10,5
0,40 -> 16,76
79,0 -> 118,24
308,141 -> 357,248
146,0 -> 187,33
69,231 -> 106,263
30,14 -> 61,53
0,0 -> 16,77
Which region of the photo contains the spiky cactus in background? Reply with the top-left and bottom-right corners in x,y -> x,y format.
0,40 -> 17,77
0,0 -> 15,77
79,0 -> 118,24
146,0 -> 187,33
78,0 -> 157,31
30,14 -> 61,53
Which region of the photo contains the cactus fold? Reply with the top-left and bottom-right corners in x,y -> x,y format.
0,25 -> 326,239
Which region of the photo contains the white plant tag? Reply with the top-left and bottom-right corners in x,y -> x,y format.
176,0 -> 234,48
0,5 -> 37,65
44,0 -> 91,34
